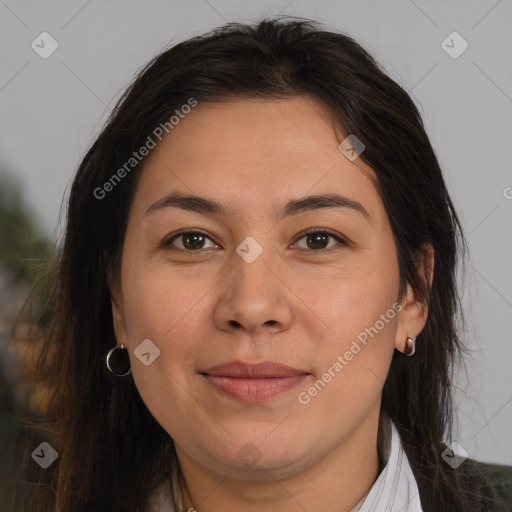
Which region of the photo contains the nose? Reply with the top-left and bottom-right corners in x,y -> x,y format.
213,243 -> 293,335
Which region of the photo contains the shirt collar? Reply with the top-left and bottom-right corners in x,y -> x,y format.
351,413 -> 423,512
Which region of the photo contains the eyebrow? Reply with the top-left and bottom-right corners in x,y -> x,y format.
145,192 -> 370,223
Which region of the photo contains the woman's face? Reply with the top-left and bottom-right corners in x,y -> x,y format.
110,96 -> 425,480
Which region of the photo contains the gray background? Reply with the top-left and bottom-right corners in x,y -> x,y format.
1,0 -> 511,464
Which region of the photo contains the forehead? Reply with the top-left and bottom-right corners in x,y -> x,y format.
150,95 -> 346,168
131,96 -> 384,224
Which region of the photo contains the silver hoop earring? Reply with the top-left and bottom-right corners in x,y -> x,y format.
403,336 -> 416,357
106,344 -> 131,376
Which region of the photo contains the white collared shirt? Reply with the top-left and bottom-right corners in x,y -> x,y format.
350,417 -> 424,512
148,417 -> 423,512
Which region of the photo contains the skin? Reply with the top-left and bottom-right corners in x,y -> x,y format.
110,95 -> 432,512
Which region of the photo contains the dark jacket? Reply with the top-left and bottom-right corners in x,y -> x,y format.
463,459 -> 512,511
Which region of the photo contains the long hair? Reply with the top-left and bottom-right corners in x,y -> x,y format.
18,17 -> 497,511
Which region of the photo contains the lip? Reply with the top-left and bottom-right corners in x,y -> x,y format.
200,360 -> 310,402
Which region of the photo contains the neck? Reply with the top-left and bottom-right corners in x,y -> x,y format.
175,407 -> 382,512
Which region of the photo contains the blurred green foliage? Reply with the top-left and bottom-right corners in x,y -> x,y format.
0,171 -> 52,304
0,170 -> 52,510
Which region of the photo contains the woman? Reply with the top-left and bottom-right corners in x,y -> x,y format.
18,17 -> 511,512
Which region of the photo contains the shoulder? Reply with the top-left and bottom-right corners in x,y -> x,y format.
460,459 -> 512,511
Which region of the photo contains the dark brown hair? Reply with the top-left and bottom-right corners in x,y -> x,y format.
17,16 -> 499,511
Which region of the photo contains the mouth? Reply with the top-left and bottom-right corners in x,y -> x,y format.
199,360 -> 310,402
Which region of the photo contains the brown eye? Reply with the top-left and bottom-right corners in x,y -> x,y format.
165,231 -> 218,251
294,230 -> 345,251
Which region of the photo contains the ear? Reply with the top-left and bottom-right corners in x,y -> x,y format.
395,244 -> 434,352
108,269 -> 128,347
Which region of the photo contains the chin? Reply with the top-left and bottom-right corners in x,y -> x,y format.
220,437 -> 311,475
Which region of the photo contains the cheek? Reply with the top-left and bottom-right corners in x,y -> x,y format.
121,270 -> 205,432
298,281 -> 398,426
122,261 -> 208,341
301,254 -> 399,396
304,256 -> 399,344
118,263 -> 205,400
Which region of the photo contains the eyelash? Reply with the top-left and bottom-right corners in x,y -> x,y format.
161,228 -> 347,253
